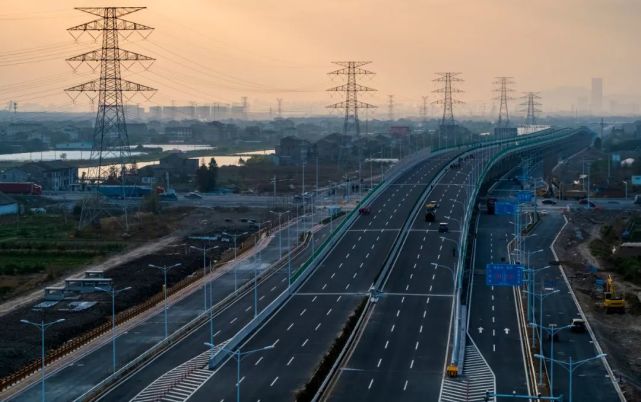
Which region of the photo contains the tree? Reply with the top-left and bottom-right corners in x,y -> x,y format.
196,163 -> 210,192
196,158 -> 218,192
207,158 -> 218,190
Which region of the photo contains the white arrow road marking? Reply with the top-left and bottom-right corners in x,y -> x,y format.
478,326 -> 484,334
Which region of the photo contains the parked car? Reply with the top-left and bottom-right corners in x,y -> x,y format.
359,206 -> 371,215
578,199 -> 596,208
184,192 -> 203,199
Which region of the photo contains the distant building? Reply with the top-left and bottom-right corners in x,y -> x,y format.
591,77 -> 603,114
158,152 -> 199,177
0,193 -> 18,216
389,126 -> 411,138
0,161 -> 78,191
165,126 -> 193,142
315,133 -> 353,163
275,136 -> 312,166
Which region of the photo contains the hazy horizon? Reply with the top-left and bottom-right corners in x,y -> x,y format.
1,0 -> 640,117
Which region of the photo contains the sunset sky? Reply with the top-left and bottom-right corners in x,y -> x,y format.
1,0 -> 639,116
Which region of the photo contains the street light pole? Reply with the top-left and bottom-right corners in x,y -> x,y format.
530,322 -> 573,394
524,286 -> 560,383
190,244 -> 219,310
222,232 -> 248,291
269,211 -> 289,260
205,343 -> 276,402
148,263 -> 181,338
20,318 -> 65,402
534,353 -> 606,402
95,286 -> 132,373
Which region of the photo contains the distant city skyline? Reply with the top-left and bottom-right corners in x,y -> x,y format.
1,1 -> 640,117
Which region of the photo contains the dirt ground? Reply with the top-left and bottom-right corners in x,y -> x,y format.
555,208 -> 641,401
0,205 -> 278,379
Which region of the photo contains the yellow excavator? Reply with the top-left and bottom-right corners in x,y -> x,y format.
603,275 -> 625,314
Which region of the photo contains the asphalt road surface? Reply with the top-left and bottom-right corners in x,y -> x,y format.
327,151 -> 482,402
183,151 -> 462,401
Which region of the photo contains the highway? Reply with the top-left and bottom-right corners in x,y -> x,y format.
180,151 -> 462,401
327,151 -> 481,401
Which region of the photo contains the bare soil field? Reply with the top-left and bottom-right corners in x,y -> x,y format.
555,208 -> 641,401
0,205 -> 272,379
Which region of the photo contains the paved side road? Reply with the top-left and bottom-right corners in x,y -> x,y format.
525,214 -> 621,402
8,216 -> 324,402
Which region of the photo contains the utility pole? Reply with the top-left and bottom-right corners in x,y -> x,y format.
387,94 -> 394,122
65,7 -> 156,229
494,76 -> 515,128
326,61 -> 377,136
520,91 -> 542,126
276,98 -> 283,118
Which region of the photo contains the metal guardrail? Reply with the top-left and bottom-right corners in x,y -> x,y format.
72,229 -> 310,402
0,228 -> 262,393
450,127 -> 591,369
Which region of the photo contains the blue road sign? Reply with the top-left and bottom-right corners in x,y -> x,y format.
486,263 -> 524,286
517,191 -> 533,202
495,201 -> 515,216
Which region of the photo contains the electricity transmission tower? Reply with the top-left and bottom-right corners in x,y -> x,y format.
276,98 -> 283,118
327,61 -> 376,135
387,95 -> 394,121
432,72 -> 463,127
520,92 -> 542,126
420,96 -> 428,123
493,77 -> 515,127
65,7 -> 156,229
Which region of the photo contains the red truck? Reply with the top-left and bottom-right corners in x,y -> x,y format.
0,182 -> 43,195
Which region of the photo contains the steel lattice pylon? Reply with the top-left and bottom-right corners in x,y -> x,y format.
326,61 -> 376,136
493,76 -> 515,128
432,72 -> 463,127
520,92 -> 542,126
65,7 -> 156,229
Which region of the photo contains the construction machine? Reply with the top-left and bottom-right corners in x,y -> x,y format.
603,274 -> 625,314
